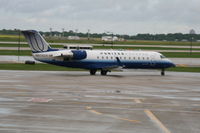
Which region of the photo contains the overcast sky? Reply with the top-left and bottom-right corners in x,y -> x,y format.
0,0 -> 199,35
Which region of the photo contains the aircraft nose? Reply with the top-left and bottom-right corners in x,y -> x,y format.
165,59 -> 176,68
170,61 -> 176,67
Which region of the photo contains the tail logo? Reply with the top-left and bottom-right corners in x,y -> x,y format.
22,30 -> 49,53
27,33 -> 47,52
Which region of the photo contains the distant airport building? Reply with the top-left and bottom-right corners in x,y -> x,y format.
181,39 -> 188,42
67,36 -> 80,40
119,38 -> 125,41
102,36 -> 119,41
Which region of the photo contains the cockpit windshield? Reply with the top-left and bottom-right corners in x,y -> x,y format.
160,55 -> 166,59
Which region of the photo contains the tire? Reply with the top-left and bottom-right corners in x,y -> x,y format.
161,69 -> 165,76
25,60 -> 35,65
101,70 -> 108,76
90,69 -> 97,75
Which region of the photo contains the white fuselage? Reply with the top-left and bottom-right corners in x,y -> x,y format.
32,49 -> 174,70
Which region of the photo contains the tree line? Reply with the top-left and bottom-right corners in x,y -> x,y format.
0,29 -> 199,41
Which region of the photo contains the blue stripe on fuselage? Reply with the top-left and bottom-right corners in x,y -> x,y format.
37,59 -> 175,70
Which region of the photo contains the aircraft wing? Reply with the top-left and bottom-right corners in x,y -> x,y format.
101,65 -> 124,71
101,57 -> 125,71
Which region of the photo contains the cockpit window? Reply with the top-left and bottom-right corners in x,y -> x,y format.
160,55 -> 166,59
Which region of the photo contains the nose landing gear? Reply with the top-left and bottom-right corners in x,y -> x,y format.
161,69 -> 165,76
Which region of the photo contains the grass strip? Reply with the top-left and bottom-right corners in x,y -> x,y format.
161,52 -> 200,58
1,35 -> 200,46
0,43 -> 62,48
0,50 -> 32,56
93,46 -> 200,50
167,67 -> 200,73
1,43 -> 200,51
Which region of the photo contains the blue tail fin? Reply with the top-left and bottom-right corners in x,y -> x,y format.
22,30 -> 52,53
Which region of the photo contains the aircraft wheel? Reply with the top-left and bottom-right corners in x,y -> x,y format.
90,69 -> 97,75
101,70 -> 108,76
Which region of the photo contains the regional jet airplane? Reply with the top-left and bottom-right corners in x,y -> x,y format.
22,30 -> 175,76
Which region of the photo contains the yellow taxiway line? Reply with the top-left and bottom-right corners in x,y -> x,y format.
134,99 -> 172,133
134,98 -> 142,103
86,106 -> 140,123
144,109 -> 171,133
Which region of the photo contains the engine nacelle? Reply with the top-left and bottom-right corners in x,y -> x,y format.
71,50 -> 87,60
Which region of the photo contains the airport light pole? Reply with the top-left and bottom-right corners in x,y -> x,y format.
50,28 -> 52,36
87,29 -> 90,40
62,28 -> 65,37
190,37 -> 193,55
189,29 -> 195,55
18,29 -> 21,62
49,28 -> 53,41
111,32 -> 114,49
75,29 -> 78,37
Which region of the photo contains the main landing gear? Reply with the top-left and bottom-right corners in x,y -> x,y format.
161,69 -> 165,76
100,70 -> 108,76
89,69 -> 109,76
90,69 -> 97,75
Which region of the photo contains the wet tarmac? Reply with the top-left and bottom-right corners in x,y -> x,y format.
0,70 -> 200,133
